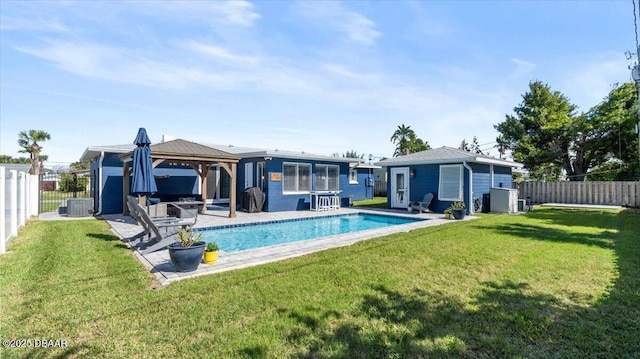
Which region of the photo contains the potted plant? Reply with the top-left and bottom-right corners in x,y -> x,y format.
203,242 -> 219,264
443,207 -> 452,219
168,227 -> 205,272
451,201 -> 466,220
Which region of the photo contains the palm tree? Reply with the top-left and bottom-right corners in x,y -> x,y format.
390,124 -> 414,157
18,129 -> 51,175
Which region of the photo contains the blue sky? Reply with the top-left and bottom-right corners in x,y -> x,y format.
0,0 -> 634,165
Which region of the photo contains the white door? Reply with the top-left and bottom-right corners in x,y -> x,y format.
245,163 -> 254,189
390,167 -> 410,208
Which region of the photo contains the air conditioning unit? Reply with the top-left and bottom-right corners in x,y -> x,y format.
67,198 -> 93,217
490,188 -> 518,214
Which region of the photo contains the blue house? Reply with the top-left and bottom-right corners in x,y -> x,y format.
80,139 -> 378,215
203,144 -> 379,212
377,147 -> 523,214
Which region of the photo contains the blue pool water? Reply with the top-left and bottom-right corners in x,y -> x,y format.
198,213 -> 423,253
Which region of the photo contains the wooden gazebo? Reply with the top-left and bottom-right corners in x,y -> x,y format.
121,139 -> 240,218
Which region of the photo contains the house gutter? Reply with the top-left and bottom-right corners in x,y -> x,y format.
463,161 -> 473,215
95,151 -> 105,216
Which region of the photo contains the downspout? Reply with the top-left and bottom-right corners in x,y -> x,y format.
94,151 -> 105,216
463,161 -> 473,215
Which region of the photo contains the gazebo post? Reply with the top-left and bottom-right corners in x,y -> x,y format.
200,163 -> 209,214
229,162 -> 237,218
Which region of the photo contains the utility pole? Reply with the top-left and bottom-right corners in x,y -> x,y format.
634,65 -> 640,174
631,0 -> 640,178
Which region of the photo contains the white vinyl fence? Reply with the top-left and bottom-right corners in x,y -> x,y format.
516,181 -> 640,208
1,166 -> 39,254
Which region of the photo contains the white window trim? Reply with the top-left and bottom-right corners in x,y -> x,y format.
283,162 -> 312,194
438,164 -> 463,201
315,164 -> 340,191
349,169 -> 358,184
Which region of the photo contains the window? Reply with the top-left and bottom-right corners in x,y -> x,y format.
439,164 -> 463,201
283,163 -> 311,193
349,169 -> 358,184
316,164 -> 340,191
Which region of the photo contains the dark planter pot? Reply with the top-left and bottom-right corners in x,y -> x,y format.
168,242 -> 205,272
452,209 -> 466,220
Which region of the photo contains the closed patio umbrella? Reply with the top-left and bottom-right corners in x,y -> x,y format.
131,128 -> 157,197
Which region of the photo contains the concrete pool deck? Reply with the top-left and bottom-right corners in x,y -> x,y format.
101,207 -> 476,285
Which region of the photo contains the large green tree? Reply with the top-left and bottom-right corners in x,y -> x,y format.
342,150 -> 365,159
584,82 -> 639,180
459,136 -> 485,155
496,81 -> 639,181
495,81 -> 583,180
390,124 -> 430,157
0,155 -> 31,164
18,129 -> 51,175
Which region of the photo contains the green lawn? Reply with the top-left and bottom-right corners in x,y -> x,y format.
353,196 -> 387,208
39,191 -> 91,213
1,208 -> 638,358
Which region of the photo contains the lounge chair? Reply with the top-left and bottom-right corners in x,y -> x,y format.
410,193 -> 434,213
125,201 -> 178,243
126,199 -> 198,253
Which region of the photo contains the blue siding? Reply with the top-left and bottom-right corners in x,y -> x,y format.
102,153 -> 123,167
346,169 -> 374,201
92,155 -> 202,214
387,163 -> 472,213
386,162 -> 514,213
494,166 -> 513,189
91,151 -> 377,214
101,166 -> 124,214
255,158 -> 369,212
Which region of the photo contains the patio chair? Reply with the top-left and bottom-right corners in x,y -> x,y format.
410,193 -> 434,213
125,200 -> 179,243
127,199 -> 198,253
135,203 -> 198,254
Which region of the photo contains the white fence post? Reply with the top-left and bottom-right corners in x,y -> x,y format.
1,167 -> 39,255
1,167 -> 5,254
19,172 -> 26,226
10,170 -> 18,238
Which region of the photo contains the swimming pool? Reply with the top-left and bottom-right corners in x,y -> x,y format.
198,213 -> 423,253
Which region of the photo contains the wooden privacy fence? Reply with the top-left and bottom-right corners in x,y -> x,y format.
374,181 -> 387,197
516,181 -> 640,208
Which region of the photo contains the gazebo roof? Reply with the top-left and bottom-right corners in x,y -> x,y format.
120,139 -> 240,163
150,139 -> 240,162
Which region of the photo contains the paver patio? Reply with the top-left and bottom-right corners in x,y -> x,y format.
96,207 -> 474,285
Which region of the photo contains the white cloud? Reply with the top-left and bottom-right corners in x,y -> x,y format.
145,0 -> 261,27
561,53 -> 630,110
182,41 -> 259,65
510,58 -> 536,79
0,15 -> 69,32
296,2 -> 381,45
322,63 -> 379,82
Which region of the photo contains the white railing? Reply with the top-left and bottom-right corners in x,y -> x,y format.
1,166 -> 39,254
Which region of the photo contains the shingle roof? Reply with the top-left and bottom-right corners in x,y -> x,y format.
80,144 -> 135,162
203,143 -> 356,163
151,139 -> 240,161
377,146 -> 522,167
82,139 -> 362,164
